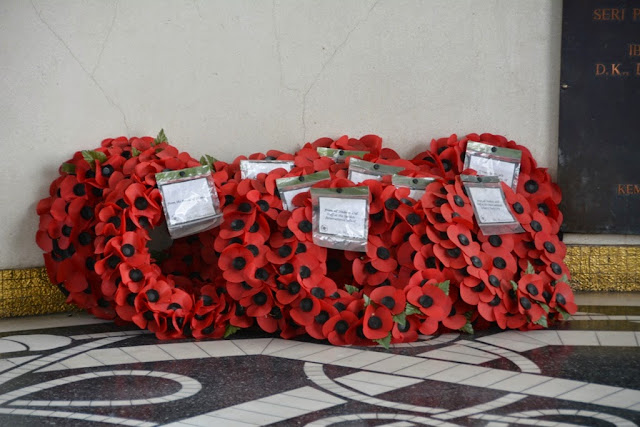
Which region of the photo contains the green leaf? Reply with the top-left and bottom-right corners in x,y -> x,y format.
534,315 -> 548,328
404,303 -> 422,316
344,284 -> 359,295
82,150 -> 107,169
61,163 -> 76,174
464,310 -> 474,320
373,333 -> 392,350
132,147 -> 141,157
510,280 -> 519,292
363,293 -> 371,307
436,280 -> 450,295
200,154 -> 218,167
459,321 -> 474,334
224,324 -> 241,338
525,262 -> 535,275
153,129 -> 168,146
558,274 -> 569,284
392,312 -> 407,327
539,302 -> 550,313
556,307 -> 572,320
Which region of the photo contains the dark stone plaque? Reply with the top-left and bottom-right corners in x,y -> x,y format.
558,0 -> 640,234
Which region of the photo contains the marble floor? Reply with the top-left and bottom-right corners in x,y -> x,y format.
0,293 -> 639,426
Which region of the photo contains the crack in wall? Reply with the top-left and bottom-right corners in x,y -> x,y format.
301,0 -> 380,142
91,0 -> 118,77
30,0 -> 130,134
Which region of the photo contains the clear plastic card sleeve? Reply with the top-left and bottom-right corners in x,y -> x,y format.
156,165 -> 224,239
311,187 -> 370,252
347,158 -> 404,184
463,141 -> 522,190
462,175 -> 524,235
391,175 -> 435,202
275,170 -> 331,211
316,147 -> 368,163
240,160 -> 295,180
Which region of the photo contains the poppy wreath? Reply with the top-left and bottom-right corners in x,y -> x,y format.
36,131 -> 577,347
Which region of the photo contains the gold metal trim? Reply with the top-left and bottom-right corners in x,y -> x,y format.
1,244 -> 638,318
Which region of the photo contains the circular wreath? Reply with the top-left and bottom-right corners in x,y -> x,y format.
36,131 -> 577,346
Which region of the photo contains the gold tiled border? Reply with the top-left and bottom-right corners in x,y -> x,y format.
565,245 -> 640,292
1,245 -> 638,318
0,268 -> 75,318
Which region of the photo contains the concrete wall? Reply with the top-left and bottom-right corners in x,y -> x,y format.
1,0 -> 636,269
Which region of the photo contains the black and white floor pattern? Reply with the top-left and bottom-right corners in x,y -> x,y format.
0,293 -> 639,426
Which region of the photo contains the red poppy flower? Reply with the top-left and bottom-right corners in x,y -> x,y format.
517,168 -> 554,203
391,316 -> 421,343
322,310 -> 359,346
124,184 -> 162,227
369,286 -> 406,315
406,281 -> 450,320
362,304 -> 393,339
366,236 -> 398,272
534,232 -> 566,261
433,243 -> 468,269
442,300 -> 469,331
305,299 -> 340,340
292,252 -> 325,288
218,244 -> 255,283
550,280 -> 577,316
287,206 -> 313,242
240,285 -> 274,318
352,257 -> 393,286
290,294 -> 322,326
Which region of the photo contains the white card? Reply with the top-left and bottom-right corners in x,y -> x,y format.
281,187 -> 310,211
240,161 -> 294,179
408,189 -> 426,201
467,186 -> 516,224
349,170 -> 381,184
467,155 -> 517,189
318,197 -> 368,239
161,178 -> 217,226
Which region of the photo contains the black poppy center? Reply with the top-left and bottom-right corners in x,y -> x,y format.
126,293 -> 136,306
335,320 -> 349,334
257,200 -> 269,212
253,292 -> 267,306
255,268 -> 269,281
524,179 -> 539,194
367,315 -> 382,330
146,289 -> 160,302
238,202 -> 252,213
530,220 -> 542,232
419,295 -> 434,308
472,282 -> 486,292
447,248 -> 461,258
299,266 -> 311,279
512,202 -> 524,214
232,257 -> 246,270
280,263 -> 294,275
129,268 -> 143,282
107,255 -> 121,269
101,165 -> 114,177
121,244 -> 135,257
489,295 -> 501,306
489,235 -> 502,247
381,296 -> 395,310
520,297 -> 532,310
488,275 -> 500,288
315,311 -> 329,324
295,242 -> 307,254
551,262 -> 563,275
288,281 -> 301,294
73,183 -> 86,196
231,219 -> 245,231
278,245 -> 292,258
61,225 -> 72,237
526,283 -> 539,296
300,298 -> 313,312
134,197 -> 148,210
544,241 -> 556,253
471,256 -> 483,268
311,287 -> 325,299
80,206 -> 94,220
556,293 -> 567,305
365,262 -> 377,274
453,195 -> 465,207
406,213 -> 421,225
493,257 -> 507,269
201,295 -> 213,306
385,198 -> 400,210
246,245 -> 259,256
377,247 -> 391,260
298,220 -> 313,233
458,234 -> 469,246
